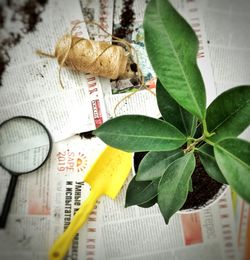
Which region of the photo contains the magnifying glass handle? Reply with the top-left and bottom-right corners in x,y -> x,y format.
0,175 -> 18,228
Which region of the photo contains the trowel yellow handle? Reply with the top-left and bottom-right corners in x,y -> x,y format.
49,188 -> 100,260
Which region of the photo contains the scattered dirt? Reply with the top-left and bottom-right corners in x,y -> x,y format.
113,0 -> 135,40
0,5 -> 4,28
0,0 -> 48,86
79,131 -> 95,139
133,151 -> 223,210
19,0 -> 48,33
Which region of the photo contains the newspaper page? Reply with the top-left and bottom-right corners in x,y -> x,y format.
233,195 -> 250,260
0,135 -> 239,260
80,0 -> 114,41
0,0 -> 107,142
94,187 -> 238,260
201,3 -> 250,258
201,0 -> 250,140
48,135 -> 106,260
0,1 -> 248,260
0,134 -> 106,260
202,0 -> 250,95
80,0 -> 118,120
0,229 -> 34,260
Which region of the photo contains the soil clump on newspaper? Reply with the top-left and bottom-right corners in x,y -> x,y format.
134,152 -> 223,210
79,131 -> 95,139
113,0 -> 135,40
0,0 -> 48,86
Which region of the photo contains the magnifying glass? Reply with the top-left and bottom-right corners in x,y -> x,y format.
0,116 -> 52,228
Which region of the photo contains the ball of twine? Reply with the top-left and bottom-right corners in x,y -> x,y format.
55,35 -> 131,80
36,20 -> 155,116
36,20 -> 139,88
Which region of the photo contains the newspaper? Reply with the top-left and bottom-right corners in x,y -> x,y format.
80,0 -> 114,41
94,187 -> 238,260
0,0 -> 249,260
233,195 -> 250,260
0,230 -> 33,260
202,0 -> 250,94
0,134 -> 106,260
201,3 -> 250,258
0,134 -> 239,260
201,0 -> 250,141
0,0 -> 107,142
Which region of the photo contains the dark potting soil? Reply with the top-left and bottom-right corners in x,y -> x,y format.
79,131 -> 95,139
133,151 -> 223,210
113,0 -> 135,40
0,0 -> 48,86
181,154 -> 222,210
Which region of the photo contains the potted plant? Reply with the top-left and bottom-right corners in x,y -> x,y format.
93,0 -> 250,224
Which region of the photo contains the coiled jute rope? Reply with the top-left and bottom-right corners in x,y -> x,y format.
36,20 -> 155,114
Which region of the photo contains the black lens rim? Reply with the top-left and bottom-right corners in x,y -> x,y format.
0,116 -> 53,175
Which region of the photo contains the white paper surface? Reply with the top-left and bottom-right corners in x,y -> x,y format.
0,0 -> 107,142
0,0 -> 249,259
95,189 -> 238,260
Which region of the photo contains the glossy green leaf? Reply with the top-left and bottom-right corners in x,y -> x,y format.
125,176 -> 159,207
158,153 -> 195,224
207,86 -> 250,141
156,80 -> 197,136
188,178 -> 193,192
214,138 -> 250,203
138,197 -> 158,208
143,0 -> 206,120
198,144 -> 228,184
136,149 -> 183,181
94,115 -> 186,152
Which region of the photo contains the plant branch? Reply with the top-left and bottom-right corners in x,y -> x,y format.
184,135 -> 204,153
204,139 -> 216,147
202,119 -> 215,138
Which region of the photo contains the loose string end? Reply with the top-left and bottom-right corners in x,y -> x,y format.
36,49 -> 56,58
58,66 -> 65,89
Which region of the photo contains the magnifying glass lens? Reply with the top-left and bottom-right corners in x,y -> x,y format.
0,117 -> 51,174
0,116 -> 52,228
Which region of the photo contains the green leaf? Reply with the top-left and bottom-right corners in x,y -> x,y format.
158,153 -> 195,224
156,80 -> 197,136
94,115 -> 186,152
138,197 -> 158,208
198,144 -> 228,184
143,0 -> 206,120
214,138 -> 250,203
125,176 -> 159,207
188,178 -> 193,192
206,85 -> 250,142
136,149 -> 183,181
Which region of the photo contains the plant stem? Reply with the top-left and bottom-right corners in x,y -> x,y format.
202,119 -> 215,138
184,135 -> 204,153
202,119 -> 209,137
204,138 -> 216,147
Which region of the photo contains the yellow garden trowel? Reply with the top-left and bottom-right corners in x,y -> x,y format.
49,146 -> 132,260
